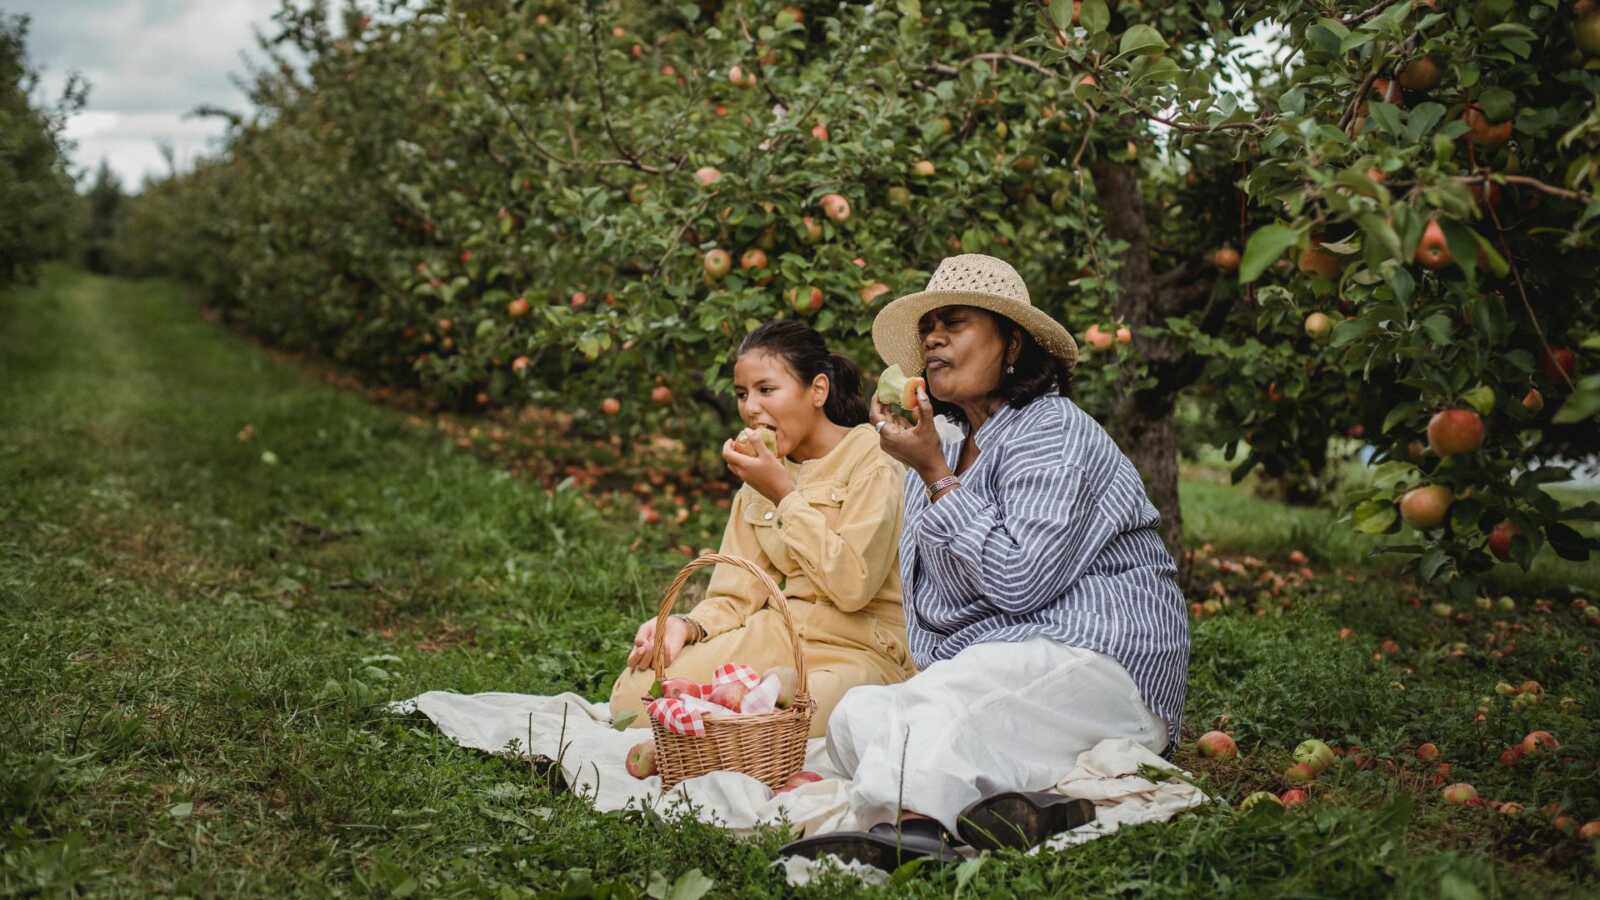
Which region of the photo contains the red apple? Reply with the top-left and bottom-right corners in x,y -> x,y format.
626,741 -> 658,778
507,297 -> 530,318
1085,324 -> 1115,350
740,248 -> 768,272
1304,312 -> 1333,341
1520,730 -> 1559,755
820,192 -> 851,223
1441,783 -> 1478,805
1298,246 -> 1342,279
659,677 -> 702,700
694,166 -> 722,187
1213,245 -> 1241,272
639,506 -> 660,525
1283,761 -> 1317,784
1541,346 -> 1577,382
859,281 -> 890,305
1280,788 -> 1309,807
1498,745 -> 1523,767
601,397 -> 621,416
511,355 -> 530,374
1416,742 -> 1440,762
1464,105 -> 1512,146
1579,820 -> 1600,840
708,682 -> 748,712
1488,520 -> 1516,561
799,216 -> 823,242
912,159 -> 936,178
786,286 -> 824,314
1414,218 -> 1452,270
703,248 -> 732,279
571,291 -> 589,308
1116,326 -> 1133,344
651,386 -> 673,405
1521,387 -> 1544,412
777,770 -> 823,794
1196,730 -> 1238,760
1397,55 -> 1443,92
1426,408 -> 1484,457
1400,484 -> 1454,529
1498,801 -> 1524,815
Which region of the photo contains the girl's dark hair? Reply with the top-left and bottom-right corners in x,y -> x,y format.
921,307 -> 1073,428
736,320 -> 869,427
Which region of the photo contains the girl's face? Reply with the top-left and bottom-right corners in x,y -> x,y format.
917,305 -> 1013,405
732,350 -> 827,456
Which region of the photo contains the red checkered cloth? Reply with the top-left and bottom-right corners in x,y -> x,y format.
646,663 -> 762,735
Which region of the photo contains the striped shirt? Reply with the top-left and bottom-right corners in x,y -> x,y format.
900,395 -> 1190,747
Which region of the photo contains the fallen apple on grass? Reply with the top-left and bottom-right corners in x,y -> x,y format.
1441,783 -> 1478,805
1293,739 -> 1336,774
1279,789 -> 1309,807
1240,791 -> 1282,812
1520,730 -> 1559,755
1196,730 -> 1238,760
1283,762 -> 1318,785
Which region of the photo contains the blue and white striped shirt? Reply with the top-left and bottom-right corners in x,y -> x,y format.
901,395 -> 1190,747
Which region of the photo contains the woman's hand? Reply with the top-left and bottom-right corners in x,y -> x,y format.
870,384 -> 950,482
721,434 -> 795,505
627,615 -> 694,671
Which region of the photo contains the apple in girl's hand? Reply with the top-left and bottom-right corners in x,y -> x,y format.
626,741 -> 657,779
734,427 -> 778,456
708,682 -> 748,712
776,770 -> 823,793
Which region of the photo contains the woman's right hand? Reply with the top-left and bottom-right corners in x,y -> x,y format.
627,615 -> 694,672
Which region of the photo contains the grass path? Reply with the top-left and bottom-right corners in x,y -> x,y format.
2,268 -> 1597,897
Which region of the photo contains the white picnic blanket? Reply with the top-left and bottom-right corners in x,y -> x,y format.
393,691 -> 1207,880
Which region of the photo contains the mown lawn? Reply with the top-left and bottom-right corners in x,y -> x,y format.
2,268 -> 1596,897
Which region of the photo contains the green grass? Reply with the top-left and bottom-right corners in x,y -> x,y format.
2,268 -> 1597,897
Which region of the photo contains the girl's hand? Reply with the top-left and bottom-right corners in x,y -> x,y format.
870,384 -> 949,481
721,433 -> 795,505
627,616 -> 693,671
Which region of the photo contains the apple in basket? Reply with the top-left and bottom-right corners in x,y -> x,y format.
776,770 -> 822,794
708,682 -> 749,712
626,741 -> 657,779
765,665 -> 799,708
659,677 -> 701,701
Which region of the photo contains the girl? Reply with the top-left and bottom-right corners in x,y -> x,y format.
608,320 -> 916,737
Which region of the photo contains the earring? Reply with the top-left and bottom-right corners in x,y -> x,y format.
1006,364 -> 1015,375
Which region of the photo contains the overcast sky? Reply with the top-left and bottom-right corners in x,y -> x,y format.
9,0 -> 286,190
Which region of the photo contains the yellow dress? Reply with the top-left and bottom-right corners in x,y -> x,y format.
609,423 -> 916,737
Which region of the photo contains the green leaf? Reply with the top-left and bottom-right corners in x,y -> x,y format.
1462,384 -> 1495,415
1471,232 -> 1509,278
1353,499 -> 1398,534
1419,548 -> 1450,581
1421,313 -> 1453,346
168,801 -> 194,818
1118,25 -> 1166,56
611,710 -> 639,730
1477,87 -> 1516,123
667,869 -> 714,900
1239,225 -> 1299,283
1049,0 -> 1076,29
1552,375 -> 1600,423
1369,102 -> 1403,136
955,855 -> 989,897
1545,523 -> 1592,561
1079,0 -> 1110,33
1357,214 -> 1402,261
1405,102 -> 1447,142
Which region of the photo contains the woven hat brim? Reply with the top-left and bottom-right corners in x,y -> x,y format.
871,289 -> 1080,377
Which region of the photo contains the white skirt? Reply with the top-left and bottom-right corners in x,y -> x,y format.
825,637 -> 1169,834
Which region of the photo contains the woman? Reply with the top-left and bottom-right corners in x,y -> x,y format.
609,320 -> 916,737
783,254 -> 1190,866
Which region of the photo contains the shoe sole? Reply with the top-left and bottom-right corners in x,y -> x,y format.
781,831 -> 961,868
956,794 -> 1096,851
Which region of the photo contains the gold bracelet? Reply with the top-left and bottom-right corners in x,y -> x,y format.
671,614 -> 705,643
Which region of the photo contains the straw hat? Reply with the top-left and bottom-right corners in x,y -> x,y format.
871,254 -> 1078,376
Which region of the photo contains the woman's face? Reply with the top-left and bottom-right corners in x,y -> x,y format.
732,350 -> 826,455
917,305 -> 1013,405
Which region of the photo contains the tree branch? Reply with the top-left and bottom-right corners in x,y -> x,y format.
585,3 -> 668,174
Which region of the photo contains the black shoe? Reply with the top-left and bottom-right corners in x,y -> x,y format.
779,820 -> 963,868
955,792 -> 1096,851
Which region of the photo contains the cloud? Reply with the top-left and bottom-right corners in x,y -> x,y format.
12,0 -> 286,188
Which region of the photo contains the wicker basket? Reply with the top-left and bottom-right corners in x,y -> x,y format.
645,552 -> 813,790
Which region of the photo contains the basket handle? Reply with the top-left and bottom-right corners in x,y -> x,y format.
650,552 -> 808,696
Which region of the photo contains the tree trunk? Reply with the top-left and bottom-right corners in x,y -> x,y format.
1088,160 -> 1190,574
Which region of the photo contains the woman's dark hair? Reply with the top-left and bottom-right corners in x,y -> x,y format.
920,307 -> 1073,428
736,320 -> 869,427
